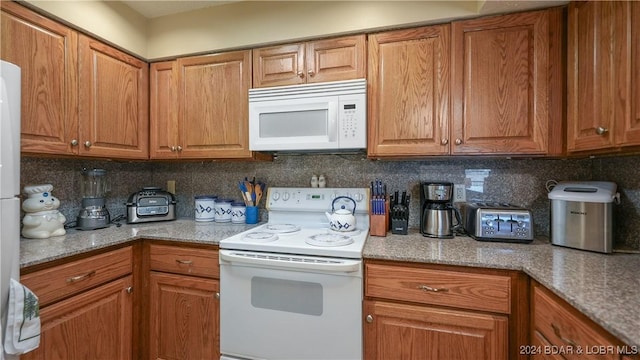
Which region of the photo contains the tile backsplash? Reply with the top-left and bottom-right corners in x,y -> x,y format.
21,154 -> 640,250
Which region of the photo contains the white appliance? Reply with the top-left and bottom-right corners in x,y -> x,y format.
1,60 -> 22,360
248,79 -> 367,152
219,187 -> 369,360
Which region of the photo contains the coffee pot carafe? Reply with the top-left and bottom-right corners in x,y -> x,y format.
420,182 -> 461,238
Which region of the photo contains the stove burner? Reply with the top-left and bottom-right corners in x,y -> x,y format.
306,233 -> 354,247
243,231 -> 279,243
264,224 -> 301,234
329,228 -> 362,236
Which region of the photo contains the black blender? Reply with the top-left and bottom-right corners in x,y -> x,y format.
420,182 -> 461,238
76,168 -> 110,230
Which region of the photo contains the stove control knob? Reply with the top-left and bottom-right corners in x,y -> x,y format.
353,193 -> 364,202
272,192 -> 280,201
282,192 -> 290,201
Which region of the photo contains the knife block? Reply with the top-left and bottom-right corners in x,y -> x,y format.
369,200 -> 389,237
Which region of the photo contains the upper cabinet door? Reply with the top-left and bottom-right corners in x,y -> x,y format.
252,43 -> 305,88
618,2 -> 640,148
305,35 -> 366,84
149,61 -> 179,159
177,50 -> 252,159
452,9 -> 562,155
1,2 -> 79,155
78,35 -> 149,159
367,25 -> 451,158
567,2 -> 627,152
253,35 -> 366,88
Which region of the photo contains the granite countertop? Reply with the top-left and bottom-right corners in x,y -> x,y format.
20,221 -> 640,348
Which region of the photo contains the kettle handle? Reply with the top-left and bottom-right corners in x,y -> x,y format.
332,196 -> 356,215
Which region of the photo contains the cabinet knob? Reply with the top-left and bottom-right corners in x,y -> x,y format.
307,70 -> 315,77
171,146 -> 177,152
441,139 -> 449,145
215,292 -> 220,300
454,138 -> 462,145
297,71 -> 305,79
126,286 -> 133,294
595,126 -> 609,135
366,315 -> 373,323
70,139 -> 79,146
177,145 -> 183,152
84,141 -> 92,148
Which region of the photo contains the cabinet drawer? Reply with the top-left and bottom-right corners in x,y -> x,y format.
149,243 -> 219,278
365,263 -> 511,314
21,246 -> 132,307
533,285 -> 632,360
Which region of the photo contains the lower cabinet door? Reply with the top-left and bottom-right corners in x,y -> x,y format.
149,272 -> 219,360
364,300 -> 508,360
22,276 -> 133,360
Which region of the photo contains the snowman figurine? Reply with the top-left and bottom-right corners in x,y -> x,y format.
21,184 -> 67,239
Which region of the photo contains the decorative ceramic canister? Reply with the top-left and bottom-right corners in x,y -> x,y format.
231,202 -> 246,224
21,184 -> 67,239
214,198 -> 233,222
195,195 -> 217,222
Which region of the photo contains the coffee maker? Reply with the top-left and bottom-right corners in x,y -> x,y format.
76,168 -> 110,230
420,182 -> 461,238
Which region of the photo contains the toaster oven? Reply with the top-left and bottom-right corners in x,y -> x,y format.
462,202 -> 533,243
126,187 -> 176,224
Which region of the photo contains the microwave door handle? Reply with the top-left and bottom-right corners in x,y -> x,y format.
328,104 -> 338,142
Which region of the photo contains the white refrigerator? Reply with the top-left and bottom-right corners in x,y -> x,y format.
1,60 -> 22,360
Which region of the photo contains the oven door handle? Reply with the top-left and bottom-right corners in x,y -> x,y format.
219,250 -> 361,273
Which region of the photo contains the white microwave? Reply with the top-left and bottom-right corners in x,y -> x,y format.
249,79 -> 366,152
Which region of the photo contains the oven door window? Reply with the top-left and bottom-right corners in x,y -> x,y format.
220,262 -> 362,360
251,276 -> 323,316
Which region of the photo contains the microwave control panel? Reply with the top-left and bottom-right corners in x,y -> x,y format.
338,96 -> 366,149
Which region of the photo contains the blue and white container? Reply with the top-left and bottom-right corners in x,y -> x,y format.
215,198 -> 233,223
195,195 -> 216,222
231,202 -> 246,224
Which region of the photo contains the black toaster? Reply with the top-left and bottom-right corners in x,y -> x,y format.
462,202 -> 533,243
126,187 -> 177,223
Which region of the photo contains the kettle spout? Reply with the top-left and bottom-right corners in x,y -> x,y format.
325,212 -> 332,222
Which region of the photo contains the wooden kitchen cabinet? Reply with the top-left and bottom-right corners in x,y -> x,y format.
451,8 -> 564,156
252,35 -> 366,88
567,1 -> 640,153
20,246 -> 134,360
367,25 -> 451,157
531,281 -> 639,360
0,1 -> 78,155
147,242 -> 220,360
78,34 -> 149,159
364,260 -> 529,360
149,60 -> 179,159
150,50 -> 257,159
0,2 -> 149,159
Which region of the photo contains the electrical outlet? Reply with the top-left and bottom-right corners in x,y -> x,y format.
453,184 -> 466,203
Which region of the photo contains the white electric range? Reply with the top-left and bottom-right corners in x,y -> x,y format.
219,187 -> 369,360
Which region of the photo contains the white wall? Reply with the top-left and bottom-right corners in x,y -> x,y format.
24,0 -> 148,58
145,1 -> 480,60
22,0 -> 566,60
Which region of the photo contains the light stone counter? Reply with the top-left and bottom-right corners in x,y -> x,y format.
364,230 -> 640,348
19,221 -> 640,348
20,219 -> 260,267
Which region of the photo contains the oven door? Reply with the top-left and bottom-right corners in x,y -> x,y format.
219,250 -> 362,360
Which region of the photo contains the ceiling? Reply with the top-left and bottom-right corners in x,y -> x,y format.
120,0 -> 240,19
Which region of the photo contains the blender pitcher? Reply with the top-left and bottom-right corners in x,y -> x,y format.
76,168 -> 111,230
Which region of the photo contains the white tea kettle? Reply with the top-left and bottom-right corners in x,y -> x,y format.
325,196 -> 357,232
